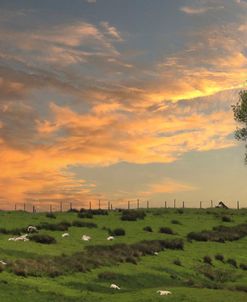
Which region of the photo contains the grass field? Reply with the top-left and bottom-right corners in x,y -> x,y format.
0,208 -> 246,301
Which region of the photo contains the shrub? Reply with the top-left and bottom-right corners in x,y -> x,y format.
203,256 -> 212,265
171,219 -> 181,225
121,210 -> 146,221
81,209 -> 108,216
46,212 -> 56,219
143,226 -> 153,232
187,223 -> 247,242
173,259 -> 182,266
222,216 -> 232,222
109,228 -> 126,236
29,234 -> 56,244
227,258 -> 237,268
67,208 -> 79,213
77,212 -> 93,219
240,263 -> 247,270
177,209 -> 184,214
37,221 -> 71,231
215,254 -> 224,262
72,220 -> 97,228
159,227 -> 175,235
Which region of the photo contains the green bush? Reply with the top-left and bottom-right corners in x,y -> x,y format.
29,234 -> 56,244
109,228 -> 126,236
215,254 -> 224,262
72,220 -> 97,228
121,210 -> 146,221
159,227 -> 175,235
143,226 -> 153,232
203,256 -> 212,265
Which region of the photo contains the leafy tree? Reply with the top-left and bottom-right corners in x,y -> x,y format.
232,90 -> 247,163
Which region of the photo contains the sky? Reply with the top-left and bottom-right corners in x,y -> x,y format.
0,0 -> 247,210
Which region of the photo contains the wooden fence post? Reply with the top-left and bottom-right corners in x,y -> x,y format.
174,199 -> 176,209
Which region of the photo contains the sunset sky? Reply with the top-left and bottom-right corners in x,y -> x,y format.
0,0 -> 247,210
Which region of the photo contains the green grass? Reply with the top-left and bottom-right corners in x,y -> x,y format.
0,208 -> 246,301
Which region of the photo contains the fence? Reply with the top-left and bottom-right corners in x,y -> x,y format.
5,199 -> 244,213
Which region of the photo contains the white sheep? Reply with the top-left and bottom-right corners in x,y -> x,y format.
81,235 -> 91,241
157,290 -> 172,296
107,236 -> 114,241
27,226 -> 38,233
14,234 -> 29,242
8,237 -> 16,241
110,283 -> 120,290
0,260 -> 7,265
62,233 -> 69,238
154,252 -> 159,256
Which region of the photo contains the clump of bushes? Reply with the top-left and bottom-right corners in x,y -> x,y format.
227,258 -> 238,268
197,265 -> 237,283
80,209 -> 108,216
46,212 -> 56,219
171,219 -> 181,225
9,238 -> 184,277
240,263 -> 247,270
187,223 -> 247,242
72,220 -> 97,228
67,208 -> 79,213
143,226 -> 153,232
121,210 -> 146,221
203,256 -> 213,265
215,254 -> 224,262
159,227 -> 175,235
173,259 -> 182,266
37,221 -> 71,231
29,234 -> 56,244
109,228 -> 126,236
222,216 -> 232,222
77,212 -> 93,219
0,227 -> 26,235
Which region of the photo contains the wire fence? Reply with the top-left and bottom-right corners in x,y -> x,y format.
2,199 -> 243,213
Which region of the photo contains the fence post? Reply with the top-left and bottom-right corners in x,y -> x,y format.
70,202 -> 72,210
128,200 -> 130,209
32,205 -> 35,213
111,203 -> 113,210
211,200 -> 213,208
137,199 -> 139,209
237,201 -> 240,210
200,201 -> 202,209
182,201 -> 185,209
50,204 -> 52,213
146,200 -> 149,209
174,199 -> 176,209
60,202 -> 63,212
89,201 -> 92,210
23,203 -> 26,212
107,201 -> 110,210
165,201 -> 167,208
98,199 -> 101,210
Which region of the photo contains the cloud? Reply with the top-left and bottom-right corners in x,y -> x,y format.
86,0 -> 96,3
140,178 -> 198,196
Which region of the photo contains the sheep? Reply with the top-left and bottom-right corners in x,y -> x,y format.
11,234 -> 29,242
62,233 -> 69,238
81,235 -> 91,241
154,252 -> 159,256
157,290 -> 172,296
0,260 -> 7,265
8,237 -> 16,241
110,283 -> 120,290
107,236 -> 114,241
27,226 -> 38,233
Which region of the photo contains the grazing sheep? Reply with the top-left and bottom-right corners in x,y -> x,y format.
157,290 -> 172,296
107,236 -> 114,241
154,252 -> 159,256
8,237 -> 15,241
27,226 -> 38,233
11,234 -> 29,242
81,235 -> 91,241
0,260 -> 7,265
110,283 -> 120,290
62,233 -> 69,238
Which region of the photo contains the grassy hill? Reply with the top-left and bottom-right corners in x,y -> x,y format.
0,208 -> 246,301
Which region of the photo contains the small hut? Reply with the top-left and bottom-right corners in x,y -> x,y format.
215,201 -> 228,209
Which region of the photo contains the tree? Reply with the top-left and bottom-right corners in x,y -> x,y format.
232,90 -> 247,163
